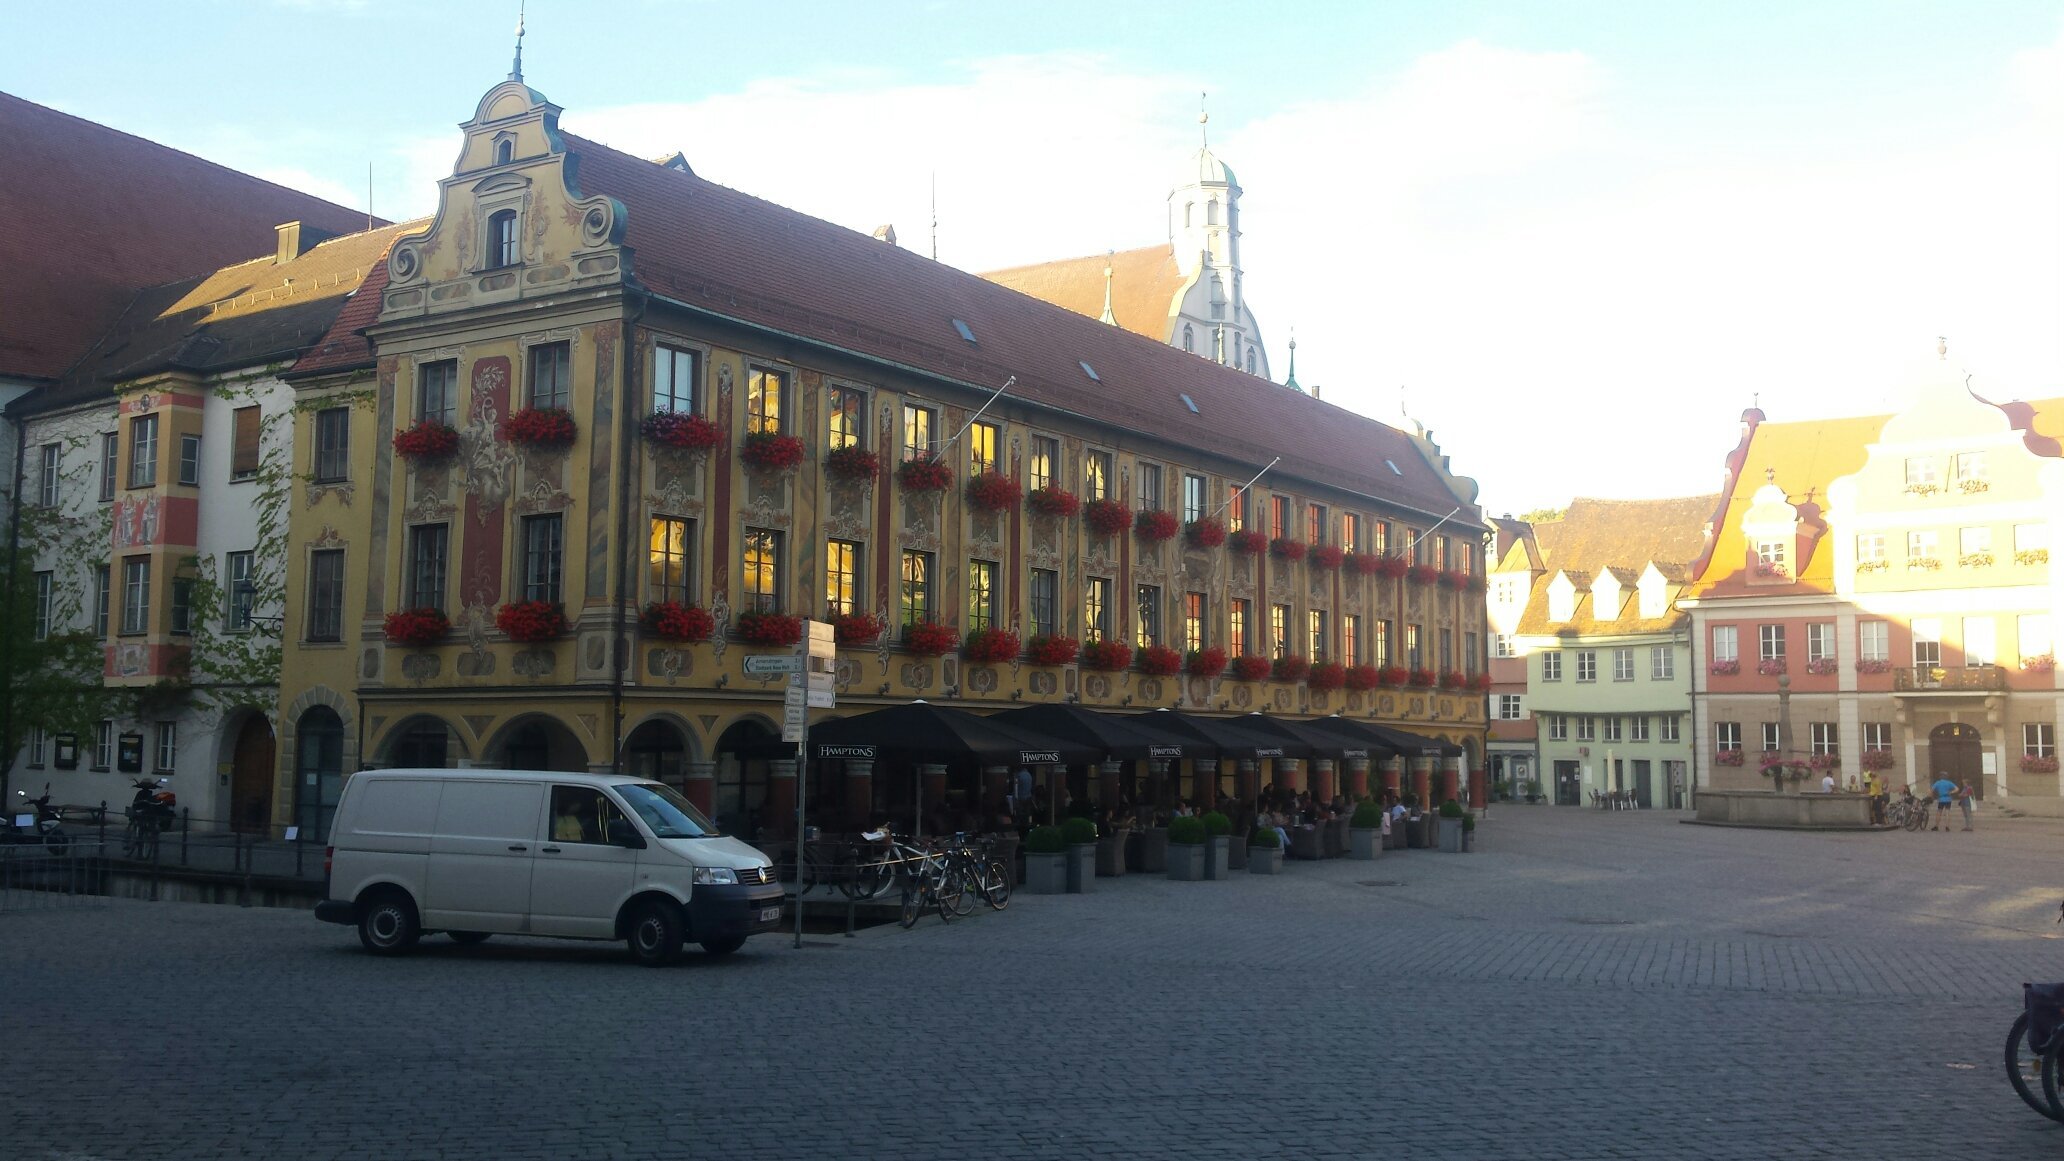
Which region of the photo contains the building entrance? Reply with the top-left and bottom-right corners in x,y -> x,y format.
1554,760 -> 1582,806
1927,722 -> 1984,799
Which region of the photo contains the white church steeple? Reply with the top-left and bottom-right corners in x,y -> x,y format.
1165,94 -> 1266,378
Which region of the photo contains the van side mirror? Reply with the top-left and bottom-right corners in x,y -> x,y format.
606,819 -> 646,849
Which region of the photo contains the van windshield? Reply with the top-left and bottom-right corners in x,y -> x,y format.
615,782 -> 723,838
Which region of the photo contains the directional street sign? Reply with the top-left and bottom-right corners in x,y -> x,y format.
744,654 -> 801,676
781,702 -> 806,743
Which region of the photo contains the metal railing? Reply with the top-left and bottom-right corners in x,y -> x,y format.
1895,665 -> 2008,692
0,836 -> 111,913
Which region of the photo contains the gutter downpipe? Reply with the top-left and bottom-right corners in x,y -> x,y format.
1,403 -> 25,804
610,292 -> 648,775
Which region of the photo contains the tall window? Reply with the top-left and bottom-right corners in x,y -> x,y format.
170,576 -> 192,636
1269,495 -> 1290,539
1270,604 -> 1290,658
1342,514 -> 1362,553
1308,609 -> 1328,660
1307,503 -> 1327,545
94,565 -> 109,637
1030,569 -> 1058,638
740,528 -> 782,613
489,209 -> 519,268
176,434 -> 201,486
901,404 -> 934,461
37,443 -> 59,506
1084,450 -> 1113,502
1029,437 -> 1059,490
27,728 -> 44,768
967,422 -> 998,477
1183,592 -> 1206,652
968,560 -> 999,632
1907,529 -> 1939,562
1183,474 -> 1206,523
1374,619 -> 1391,667
1464,631 -> 1479,673
129,414 -> 158,488
1651,646 -> 1674,680
407,525 -> 449,612
527,342 -> 571,410
1343,615 -> 1360,664
94,721 -> 114,771
1863,722 -> 1891,752
1136,463 -> 1162,511
1806,622 -> 1834,663
2027,723 -> 2057,760
1229,598 -> 1250,656
1759,624 -> 1786,662
417,362 -> 458,427
1084,577 -> 1112,641
654,346 -> 698,416
100,432 -> 118,501
307,548 -> 345,642
1856,533 -> 1885,564
1630,716 -> 1650,742
1547,716 -> 1568,741
1612,648 -> 1634,681
650,517 -> 694,606
154,722 -> 177,773
1540,650 -> 1562,681
1912,617 -> 1941,667
313,407 -> 350,483
1962,617 -> 1996,667
522,514 -> 564,604
1810,722 -> 1839,757
224,550 -> 256,632
1576,717 -> 1597,742
825,539 -> 859,617
2021,615 -> 2054,665
1660,716 -> 1681,743
1439,627 -> 1454,671
1136,585 -> 1163,648
1436,537 -> 1451,570
1712,625 -> 1739,663
901,551 -> 934,627
1227,487 -> 1247,532
827,385 -> 864,449
122,557 -> 150,634
1715,721 -> 1741,752
1602,717 -> 1622,743
1372,521 -> 1390,555
1954,451 -> 1987,484
32,571 -> 52,639
1575,650 -> 1597,682
229,401 -> 267,481
1761,722 -> 1782,752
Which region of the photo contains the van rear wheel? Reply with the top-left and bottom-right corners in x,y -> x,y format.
627,900 -> 683,967
357,890 -> 420,955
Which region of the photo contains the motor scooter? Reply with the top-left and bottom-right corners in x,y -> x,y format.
123,778 -> 176,858
7,784 -> 70,855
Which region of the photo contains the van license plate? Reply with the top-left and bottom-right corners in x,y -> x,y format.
759,907 -> 781,923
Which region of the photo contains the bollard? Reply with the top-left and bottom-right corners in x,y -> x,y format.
150,821 -> 162,902
179,807 -> 190,867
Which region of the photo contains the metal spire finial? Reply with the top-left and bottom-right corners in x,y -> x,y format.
1938,335 -> 1947,360
1099,250 -> 1117,326
510,0 -> 526,82
1199,91 -> 1209,149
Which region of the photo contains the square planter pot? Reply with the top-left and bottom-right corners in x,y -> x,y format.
1066,844 -> 1096,893
1247,844 -> 1283,874
1096,831 -> 1129,877
1438,817 -> 1463,853
1462,827 -> 1475,852
1025,851 -> 1067,894
1166,842 -> 1206,880
1141,827 -> 1170,873
1382,823 -> 1402,851
1227,833 -> 1250,870
1351,827 -> 1382,860
1203,834 -> 1230,879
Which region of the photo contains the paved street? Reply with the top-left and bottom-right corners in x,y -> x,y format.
8,805 -> 2064,1160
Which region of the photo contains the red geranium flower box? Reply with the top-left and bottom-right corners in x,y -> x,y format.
1272,655 -> 1310,682
1137,644 -> 1183,676
1345,552 -> 1383,576
640,412 -> 722,451
1345,664 -> 1380,692
1081,639 -> 1132,671
1376,557 -> 1410,579
1186,646 -> 1228,678
393,420 -> 461,461
831,611 -> 883,646
903,620 -> 957,656
1709,660 -> 1741,676
1408,667 -> 1438,688
383,607 -> 449,646
495,600 -> 568,642
1085,498 -> 1131,537
1859,750 -> 1894,770
1714,750 -> 1746,767
896,455 -> 955,492
1027,634 -> 1080,666
1184,517 -> 1227,548
735,610 -> 804,647
1439,670 -> 1467,690
965,472 -> 1022,513
1026,486 -> 1081,518
1467,673 -> 1493,692
1307,662 -> 1346,691
1310,545 -> 1345,571
1406,564 -> 1440,586
1377,665 -> 1410,688
2022,755 -> 2061,774
1270,538 -> 1308,562
504,407 -> 577,448
1135,510 -> 1179,543
825,445 -> 880,481
641,601 -> 714,642
963,627 -> 1021,664
740,432 -> 806,472
1229,529 -> 1270,555
1231,655 -> 1272,682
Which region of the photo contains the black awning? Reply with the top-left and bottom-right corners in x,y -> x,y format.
1357,721 -> 1463,758
1270,714 -> 1402,761
989,703 -> 1209,761
1128,709 -> 1312,760
805,700 -> 1100,766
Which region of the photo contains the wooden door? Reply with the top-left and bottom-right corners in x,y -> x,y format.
1927,723 -> 1984,800
230,715 -> 276,834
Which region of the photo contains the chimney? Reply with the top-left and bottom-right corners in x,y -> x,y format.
275,221 -> 338,264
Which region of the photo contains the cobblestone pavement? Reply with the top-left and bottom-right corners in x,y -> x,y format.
8,805 -> 2064,1160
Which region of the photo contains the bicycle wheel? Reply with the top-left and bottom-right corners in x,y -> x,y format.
1903,808 -> 1926,832
899,883 -> 923,929
932,868 -> 963,922
855,853 -> 897,901
947,865 -> 977,918
2017,1013 -> 2064,1120
982,857 -> 1012,910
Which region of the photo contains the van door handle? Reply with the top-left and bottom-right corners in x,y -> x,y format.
541,846 -> 562,854
507,844 -> 528,852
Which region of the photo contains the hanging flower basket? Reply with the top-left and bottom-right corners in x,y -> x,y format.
393,420 -> 461,462
831,611 -> 883,646
1407,667 -> 1438,689
1026,634 -> 1080,666
1377,665 -> 1410,689
1345,552 -> 1383,577
963,627 -> 1021,664
1135,510 -> 1180,543
1081,639 -> 1132,671
640,412 -> 722,451
1084,498 -> 1131,537
1307,662 -> 1346,691
1026,485 -> 1081,518
2021,755 -> 2061,774
1270,537 -> 1308,562
740,432 -> 806,473
383,607 -> 449,646
1229,529 -> 1269,556
965,472 -> 1022,513
1272,655 -> 1310,683
1709,660 -> 1741,676
1186,646 -> 1228,678
902,620 -> 958,656
1406,563 -> 1440,586
735,610 -> 804,647
1859,750 -> 1894,771
1310,545 -> 1345,571
496,600 -> 568,642
1137,644 -> 1183,675
640,601 -> 714,642
1184,516 -> 1227,548
1219,655 -> 1263,682
1714,750 -> 1746,767
1345,664 -> 1380,692
824,445 -> 881,482
896,455 -> 955,493
1439,670 -> 1468,690
504,407 -> 577,448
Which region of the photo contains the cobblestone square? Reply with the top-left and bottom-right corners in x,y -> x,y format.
7,805 -> 2062,1160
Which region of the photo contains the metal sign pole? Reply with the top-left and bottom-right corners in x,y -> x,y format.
793,725 -> 805,951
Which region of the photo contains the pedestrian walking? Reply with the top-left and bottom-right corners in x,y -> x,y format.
1957,779 -> 1976,831
1929,772 -> 1958,831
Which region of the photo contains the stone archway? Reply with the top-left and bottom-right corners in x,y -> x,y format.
294,707 -> 345,840
1928,722 -> 1985,800
623,718 -> 690,785
228,714 -> 277,834
491,715 -> 590,773
713,717 -> 780,836
380,715 -> 463,769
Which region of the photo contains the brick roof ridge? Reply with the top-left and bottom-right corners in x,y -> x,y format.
979,242 -> 1172,277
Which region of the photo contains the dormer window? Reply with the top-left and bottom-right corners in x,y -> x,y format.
489,209 -> 520,269
495,138 -> 514,165
1755,540 -> 1788,578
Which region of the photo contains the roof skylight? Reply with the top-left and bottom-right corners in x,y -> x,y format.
1384,460 -> 1402,475
1080,361 -> 1100,382
1179,393 -> 1199,414
951,318 -> 976,345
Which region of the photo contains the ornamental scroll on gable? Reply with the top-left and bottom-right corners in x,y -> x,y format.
380,80 -> 629,321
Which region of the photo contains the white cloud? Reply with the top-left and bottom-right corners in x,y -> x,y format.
256,167 -> 368,216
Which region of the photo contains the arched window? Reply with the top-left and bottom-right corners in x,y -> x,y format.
495,138 -> 514,165
295,707 -> 344,839
1184,201 -> 1194,227
1182,325 -> 1194,353
1207,199 -> 1220,225
489,209 -> 519,268
1246,348 -> 1256,374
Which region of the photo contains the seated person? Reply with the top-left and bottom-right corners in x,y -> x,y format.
551,787 -> 600,843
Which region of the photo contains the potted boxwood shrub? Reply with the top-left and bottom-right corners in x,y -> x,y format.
1024,826 -> 1066,894
1248,826 -> 1283,874
1437,799 -> 1465,853
1350,800 -> 1384,860
1061,816 -> 1098,894
1166,816 -> 1207,881
1200,810 -> 1232,879
1096,817 -> 1129,878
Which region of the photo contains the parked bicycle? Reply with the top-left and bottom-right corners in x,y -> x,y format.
2008,904 -> 2064,1119
1887,793 -> 1929,832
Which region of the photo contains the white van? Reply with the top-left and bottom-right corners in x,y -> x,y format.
313,769 -> 783,965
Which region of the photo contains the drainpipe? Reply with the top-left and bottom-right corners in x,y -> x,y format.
610,292 -> 649,775
1,403 -> 25,804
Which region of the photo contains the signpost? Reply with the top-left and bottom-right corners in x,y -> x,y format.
794,620 -> 835,949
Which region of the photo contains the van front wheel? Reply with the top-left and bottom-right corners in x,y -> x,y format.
627,901 -> 683,967
357,890 -> 420,955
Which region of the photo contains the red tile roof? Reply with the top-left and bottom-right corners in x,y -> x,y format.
288,228 -> 411,378
979,245 -> 1187,343
561,134 -> 1475,522
0,91 -> 380,384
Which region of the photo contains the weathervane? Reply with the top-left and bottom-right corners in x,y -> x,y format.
510,0 -> 526,82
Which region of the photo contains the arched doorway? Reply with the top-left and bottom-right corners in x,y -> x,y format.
714,718 -> 779,838
623,718 -> 689,785
229,714 -> 277,834
385,716 -> 458,769
1928,723 -> 1984,799
295,708 -> 344,840
494,715 -> 589,772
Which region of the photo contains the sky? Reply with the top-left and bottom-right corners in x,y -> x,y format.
6,0 -> 2062,515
